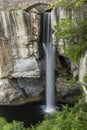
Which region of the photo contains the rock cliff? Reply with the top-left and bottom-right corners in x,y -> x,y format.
0,4 -> 46,104
0,1 -> 85,105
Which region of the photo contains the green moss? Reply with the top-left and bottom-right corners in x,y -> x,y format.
11,6 -> 23,11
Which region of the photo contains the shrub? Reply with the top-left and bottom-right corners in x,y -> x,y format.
64,44 -> 84,63
0,117 -> 8,129
0,119 -> 26,130
33,102 -> 87,130
0,102 -> 87,130
55,17 -> 78,40
3,121 -> 26,130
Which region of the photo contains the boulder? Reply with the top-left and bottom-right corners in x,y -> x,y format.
0,78 -> 45,104
0,79 -> 22,104
56,78 -> 82,104
12,58 -> 40,78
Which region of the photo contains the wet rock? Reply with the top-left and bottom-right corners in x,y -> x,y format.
56,78 -> 82,104
17,78 -> 44,97
0,78 -> 45,104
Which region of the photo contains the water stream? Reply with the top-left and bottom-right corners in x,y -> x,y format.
79,53 -> 87,101
43,12 -> 55,113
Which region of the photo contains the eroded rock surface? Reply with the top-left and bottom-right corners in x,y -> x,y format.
0,4 -> 46,104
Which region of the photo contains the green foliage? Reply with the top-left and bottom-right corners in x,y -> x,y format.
0,117 -> 8,129
0,119 -> 26,130
32,102 -> 87,130
56,0 -> 73,8
0,102 -> 87,130
83,75 -> 87,84
69,79 -> 76,88
74,0 -> 84,8
64,44 -> 84,63
55,17 -> 78,40
78,18 -> 87,44
48,0 -> 84,9
3,121 -> 26,130
12,6 -> 23,10
72,102 -> 87,113
53,0 -> 86,63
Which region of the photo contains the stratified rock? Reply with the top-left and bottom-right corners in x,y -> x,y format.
0,4 -> 45,104
0,40 -> 13,78
0,9 -> 41,78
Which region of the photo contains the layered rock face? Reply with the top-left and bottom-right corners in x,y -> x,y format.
0,3 -> 83,105
0,7 -> 45,104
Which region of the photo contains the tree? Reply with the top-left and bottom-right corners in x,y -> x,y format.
51,0 -> 86,63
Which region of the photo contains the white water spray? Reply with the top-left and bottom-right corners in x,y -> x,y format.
43,12 -> 55,113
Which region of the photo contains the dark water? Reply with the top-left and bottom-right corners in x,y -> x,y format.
0,102 -> 70,127
0,102 -> 45,127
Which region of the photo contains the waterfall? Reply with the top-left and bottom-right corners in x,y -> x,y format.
79,53 -> 87,101
43,12 -> 55,113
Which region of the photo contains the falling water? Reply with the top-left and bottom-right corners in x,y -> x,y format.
43,12 -> 55,113
79,53 -> 87,101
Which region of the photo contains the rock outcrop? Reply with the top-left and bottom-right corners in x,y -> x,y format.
56,78 -> 82,104
0,2 -> 85,105
0,4 -> 46,104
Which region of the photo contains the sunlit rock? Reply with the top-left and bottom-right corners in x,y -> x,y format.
51,7 -> 58,46
12,58 -> 40,78
0,4 -> 44,104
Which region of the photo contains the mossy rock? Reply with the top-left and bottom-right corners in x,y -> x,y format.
56,78 -> 82,104
83,75 -> 87,84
